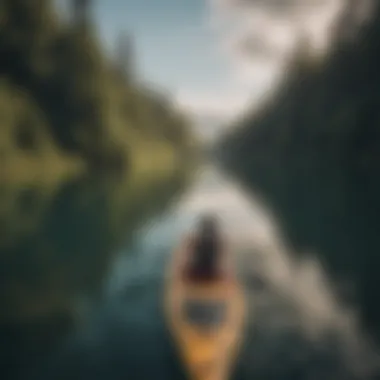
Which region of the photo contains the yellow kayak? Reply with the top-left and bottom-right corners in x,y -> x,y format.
165,240 -> 246,380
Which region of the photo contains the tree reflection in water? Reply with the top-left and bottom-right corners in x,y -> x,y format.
0,173 -> 187,380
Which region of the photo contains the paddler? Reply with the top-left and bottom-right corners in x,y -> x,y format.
184,214 -> 226,282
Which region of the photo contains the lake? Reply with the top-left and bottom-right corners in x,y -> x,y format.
1,165 -> 379,380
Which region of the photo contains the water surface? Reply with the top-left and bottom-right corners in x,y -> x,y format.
1,166 -> 379,380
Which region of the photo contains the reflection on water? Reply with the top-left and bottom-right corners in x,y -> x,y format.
224,164 -> 380,379
0,173 -> 188,380
234,165 -> 380,337
1,166 -> 380,380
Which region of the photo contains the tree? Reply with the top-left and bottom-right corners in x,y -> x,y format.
116,31 -> 136,80
72,0 -> 91,27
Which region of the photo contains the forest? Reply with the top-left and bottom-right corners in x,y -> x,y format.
0,0 -> 194,180
219,1 -> 380,173
218,0 -> 380,341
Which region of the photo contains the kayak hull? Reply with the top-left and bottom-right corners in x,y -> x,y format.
165,245 -> 246,380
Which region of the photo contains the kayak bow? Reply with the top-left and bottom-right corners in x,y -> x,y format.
165,241 -> 246,380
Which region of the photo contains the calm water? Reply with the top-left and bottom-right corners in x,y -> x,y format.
1,166 -> 380,380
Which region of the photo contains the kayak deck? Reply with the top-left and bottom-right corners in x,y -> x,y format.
165,246 -> 246,380
183,298 -> 227,329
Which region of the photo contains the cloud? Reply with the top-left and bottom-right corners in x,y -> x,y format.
174,90 -> 252,119
194,0 -> 345,124
214,0 -> 340,18
211,0 -> 344,68
227,25 -> 291,62
174,0 -> 344,123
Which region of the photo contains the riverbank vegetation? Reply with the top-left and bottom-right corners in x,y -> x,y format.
0,169 -> 188,378
0,0 -> 195,183
219,1 -> 380,173
217,1 -> 380,342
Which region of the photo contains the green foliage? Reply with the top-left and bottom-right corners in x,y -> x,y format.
220,3 -> 380,170
0,0 -> 193,174
0,78 -> 54,156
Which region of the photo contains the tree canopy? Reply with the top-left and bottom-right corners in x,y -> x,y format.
0,0 -> 193,174
220,1 -> 380,171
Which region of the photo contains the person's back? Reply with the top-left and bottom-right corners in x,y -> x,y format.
185,215 -> 223,282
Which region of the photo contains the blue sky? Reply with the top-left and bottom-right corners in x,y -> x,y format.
57,0 -> 257,121
94,0 -> 226,91
92,0 -> 264,124
56,0 -> 342,127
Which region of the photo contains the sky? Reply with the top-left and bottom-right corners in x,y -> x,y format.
57,0 -> 348,132
88,0 -> 258,121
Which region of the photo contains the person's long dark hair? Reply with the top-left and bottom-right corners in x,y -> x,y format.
189,214 -> 221,279
197,214 -> 219,236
